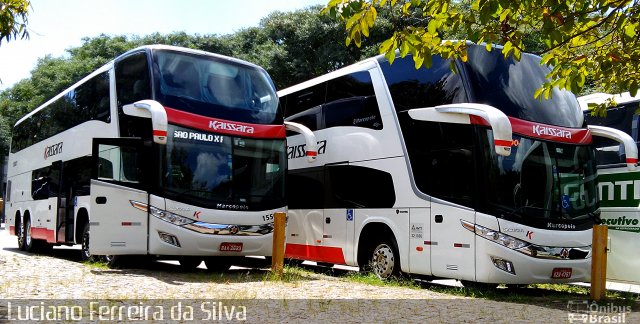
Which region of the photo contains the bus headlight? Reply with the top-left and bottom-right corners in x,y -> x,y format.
461,220 -> 530,250
129,200 -> 195,226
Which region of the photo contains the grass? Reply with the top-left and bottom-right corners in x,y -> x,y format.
343,271 -> 421,289
83,258 -> 110,270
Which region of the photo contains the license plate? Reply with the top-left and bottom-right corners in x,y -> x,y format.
220,242 -> 243,252
552,267 -> 572,279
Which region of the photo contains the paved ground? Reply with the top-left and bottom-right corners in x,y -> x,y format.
0,223 -> 637,323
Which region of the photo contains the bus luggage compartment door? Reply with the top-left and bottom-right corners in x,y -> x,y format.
89,139 -> 150,255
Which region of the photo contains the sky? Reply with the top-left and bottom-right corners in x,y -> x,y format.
0,0 -> 327,90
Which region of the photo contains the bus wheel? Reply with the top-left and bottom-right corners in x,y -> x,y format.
80,223 -> 95,262
23,218 -> 35,252
370,238 -> 400,280
204,257 -> 232,272
178,257 -> 203,271
17,218 -> 25,251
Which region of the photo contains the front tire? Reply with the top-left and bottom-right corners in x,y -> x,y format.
178,257 -> 203,271
204,257 -> 232,272
369,238 -> 400,280
80,223 -> 96,262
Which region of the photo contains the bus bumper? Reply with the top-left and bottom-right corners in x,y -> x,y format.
474,238 -> 591,284
147,217 -> 274,256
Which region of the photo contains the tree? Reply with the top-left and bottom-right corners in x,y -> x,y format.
324,0 -> 640,114
0,0 -> 30,46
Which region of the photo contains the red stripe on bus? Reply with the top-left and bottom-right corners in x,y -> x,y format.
164,107 -> 286,139
469,115 -> 490,126
306,151 -> 318,157
284,243 -> 346,264
153,130 -> 167,137
509,117 -> 592,144
31,227 -> 55,243
627,158 -> 638,164
494,139 -> 513,147
470,115 -> 592,144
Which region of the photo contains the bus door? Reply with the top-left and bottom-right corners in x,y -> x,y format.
89,138 -> 150,255
52,160 -> 70,243
430,202 -> 476,280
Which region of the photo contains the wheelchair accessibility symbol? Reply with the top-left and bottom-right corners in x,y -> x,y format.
561,194 -> 571,210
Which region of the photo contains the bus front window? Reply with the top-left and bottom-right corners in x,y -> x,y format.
162,125 -> 286,211
153,50 -> 282,125
483,131 -> 598,221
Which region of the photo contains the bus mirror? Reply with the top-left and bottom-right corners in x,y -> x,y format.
408,103 -> 513,157
284,121 -> 318,162
588,125 -> 638,170
123,100 -> 168,145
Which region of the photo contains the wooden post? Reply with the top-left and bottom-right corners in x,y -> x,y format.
271,212 -> 286,276
590,224 -> 608,301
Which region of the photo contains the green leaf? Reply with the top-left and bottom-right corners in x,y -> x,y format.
399,41 -> 411,57
624,24 -> 637,39
380,37 -> 395,53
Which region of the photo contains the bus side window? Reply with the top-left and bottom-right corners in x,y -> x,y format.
115,52 -> 152,139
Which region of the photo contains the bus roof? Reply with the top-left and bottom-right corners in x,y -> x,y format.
578,92 -> 640,111
14,45 -> 266,128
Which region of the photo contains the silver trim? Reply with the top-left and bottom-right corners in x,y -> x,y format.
183,222 -> 274,236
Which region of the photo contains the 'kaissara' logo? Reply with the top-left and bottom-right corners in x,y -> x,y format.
44,142 -> 63,160
209,120 -> 254,134
532,124 -> 572,139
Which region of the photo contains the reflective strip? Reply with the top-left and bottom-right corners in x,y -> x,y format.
453,243 -> 471,248
153,130 -> 168,137
494,139 -> 513,147
307,151 -> 318,157
423,241 -> 438,245
121,222 -> 142,226
627,158 -> 638,164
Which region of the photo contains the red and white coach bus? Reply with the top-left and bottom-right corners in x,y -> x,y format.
5,45 -> 316,269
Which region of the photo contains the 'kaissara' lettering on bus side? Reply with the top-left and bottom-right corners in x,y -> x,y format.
44,142 -> 63,160
287,140 -> 327,160
209,120 -> 254,134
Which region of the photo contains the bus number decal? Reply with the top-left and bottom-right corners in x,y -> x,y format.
44,142 -> 63,160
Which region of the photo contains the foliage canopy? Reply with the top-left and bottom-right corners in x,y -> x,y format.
324,0 -> 640,113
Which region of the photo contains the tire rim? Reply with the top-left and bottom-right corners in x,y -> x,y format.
372,243 -> 395,279
25,221 -> 32,247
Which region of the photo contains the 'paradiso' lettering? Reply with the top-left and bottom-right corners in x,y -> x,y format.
287,140 -> 327,159
44,142 -> 63,160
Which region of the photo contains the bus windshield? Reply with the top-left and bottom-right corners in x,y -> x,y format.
482,131 -> 599,221
162,125 -> 286,210
153,50 -> 281,125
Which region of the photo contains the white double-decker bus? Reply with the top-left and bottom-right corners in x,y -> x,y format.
279,44 -> 636,284
580,92 -> 640,284
5,45 -> 315,269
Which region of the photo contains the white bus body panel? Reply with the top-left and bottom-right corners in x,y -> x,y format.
430,202 -> 476,281
89,180 -> 149,255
